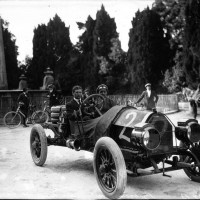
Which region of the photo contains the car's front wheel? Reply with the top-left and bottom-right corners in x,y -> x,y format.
93,137 -> 127,199
180,142 -> 200,182
30,124 -> 47,166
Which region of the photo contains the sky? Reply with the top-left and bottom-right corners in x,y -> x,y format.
0,0 -> 154,63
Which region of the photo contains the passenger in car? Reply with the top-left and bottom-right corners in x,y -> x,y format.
65,85 -> 92,121
135,83 -> 159,111
96,84 -> 115,114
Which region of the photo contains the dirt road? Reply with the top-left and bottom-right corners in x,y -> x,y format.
0,111 -> 200,199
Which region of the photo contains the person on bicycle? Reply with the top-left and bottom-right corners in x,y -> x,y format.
17,88 -> 30,127
47,84 -> 60,107
96,84 -> 115,114
135,83 -> 158,111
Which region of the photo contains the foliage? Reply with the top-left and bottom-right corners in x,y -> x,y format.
152,0 -> 187,92
1,18 -> 20,89
27,24 -> 47,89
127,7 -> 172,94
27,14 -> 73,89
76,5 -> 124,93
183,0 -> 200,89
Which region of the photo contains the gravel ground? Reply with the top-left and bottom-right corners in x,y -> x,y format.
0,110 -> 200,199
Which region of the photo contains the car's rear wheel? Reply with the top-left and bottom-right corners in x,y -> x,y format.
93,137 -> 127,199
30,124 -> 47,166
180,142 -> 200,182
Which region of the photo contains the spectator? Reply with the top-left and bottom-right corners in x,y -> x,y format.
17,88 -> 30,127
47,84 -> 60,107
135,83 -> 158,111
96,84 -> 115,114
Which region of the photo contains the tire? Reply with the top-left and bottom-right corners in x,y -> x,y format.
30,124 -> 47,166
3,111 -> 21,129
32,111 -> 49,124
180,142 -> 200,182
50,113 -> 60,118
93,137 -> 127,199
51,106 -> 61,113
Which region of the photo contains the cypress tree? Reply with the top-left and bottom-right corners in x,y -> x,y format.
127,8 -> 171,93
2,19 -> 20,89
183,0 -> 200,88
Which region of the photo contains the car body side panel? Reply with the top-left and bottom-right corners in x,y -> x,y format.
112,108 -> 178,155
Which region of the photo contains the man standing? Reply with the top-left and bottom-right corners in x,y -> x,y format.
47,84 -> 60,107
135,83 -> 158,111
17,88 -> 30,127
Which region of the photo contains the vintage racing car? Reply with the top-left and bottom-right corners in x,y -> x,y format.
30,94 -> 200,199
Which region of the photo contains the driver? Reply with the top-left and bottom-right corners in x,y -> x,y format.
66,85 -> 92,121
96,84 -> 115,114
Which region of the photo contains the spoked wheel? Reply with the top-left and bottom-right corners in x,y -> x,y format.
32,111 -> 49,124
93,137 -> 127,199
180,143 -> 200,182
3,111 -> 21,128
83,94 -> 105,116
30,124 -> 47,166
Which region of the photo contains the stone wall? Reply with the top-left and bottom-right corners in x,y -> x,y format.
0,90 -> 178,125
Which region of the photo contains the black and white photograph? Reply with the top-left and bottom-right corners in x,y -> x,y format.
0,0 -> 200,199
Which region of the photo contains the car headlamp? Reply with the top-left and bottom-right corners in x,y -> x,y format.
131,123 -> 160,151
187,122 -> 200,143
177,119 -> 200,143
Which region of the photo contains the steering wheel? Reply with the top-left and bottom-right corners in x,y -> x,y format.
83,94 -> 105,116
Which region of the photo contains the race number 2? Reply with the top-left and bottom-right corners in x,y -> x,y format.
119,112 -> 137,142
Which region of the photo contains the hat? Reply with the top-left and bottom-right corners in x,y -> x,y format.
145,83 -> 151,87
96,84 -> 108,93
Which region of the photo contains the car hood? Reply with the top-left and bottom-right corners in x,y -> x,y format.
93,105 -> 153,142
113,107 -> 152,128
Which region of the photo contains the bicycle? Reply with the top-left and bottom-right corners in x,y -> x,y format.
32,101 -> 50,124
3,103 -> 37,129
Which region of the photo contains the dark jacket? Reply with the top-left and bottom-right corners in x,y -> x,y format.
136,90 -> 158,110
101,97 -> 115,114
47,90 -> 60,107
17,92 -> 30,110
17,92 -> 30,116
66,99 -> 85,121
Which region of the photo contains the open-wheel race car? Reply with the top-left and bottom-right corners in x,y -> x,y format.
30,94 -> 200,199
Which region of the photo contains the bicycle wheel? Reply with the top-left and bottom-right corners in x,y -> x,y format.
3,111 -> 21,128
32,111 -> 49,124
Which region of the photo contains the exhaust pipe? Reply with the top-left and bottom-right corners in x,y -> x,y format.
66,139 -> 81,151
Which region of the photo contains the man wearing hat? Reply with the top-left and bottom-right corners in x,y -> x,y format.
96,84 -> 115,114
47,84 -> 60,107
17,88 -> 30,127
135,83 -> 158,111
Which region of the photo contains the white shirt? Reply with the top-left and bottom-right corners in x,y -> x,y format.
147,90 -> 151,97
74,98 -> 82,105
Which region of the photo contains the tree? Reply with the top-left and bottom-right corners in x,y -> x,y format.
46,14 -> 72,77
27,24 -> 47,89
76,15 -> 97,90
2,18 -> 20,89
152,0 -> 187,92
77,5 -> 120,92
27,14 -> 73,89
183,0 -> 200,89
127,8 -> 172,93
93,4 -> 119,87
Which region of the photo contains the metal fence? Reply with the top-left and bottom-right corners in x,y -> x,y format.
0,90 -> 178,124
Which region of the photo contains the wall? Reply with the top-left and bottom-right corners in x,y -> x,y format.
0,90 -> 178,124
